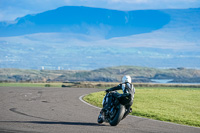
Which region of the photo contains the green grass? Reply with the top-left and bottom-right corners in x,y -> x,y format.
83,87 -> 200,127
0,83 -> 63,87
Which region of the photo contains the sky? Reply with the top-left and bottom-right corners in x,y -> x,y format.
0,0 -> 200,69
0,0 -> 200,21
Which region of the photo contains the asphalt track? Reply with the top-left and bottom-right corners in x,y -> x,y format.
0,87 -> 199,133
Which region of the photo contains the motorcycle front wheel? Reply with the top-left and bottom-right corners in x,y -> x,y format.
97,112 -> 104,124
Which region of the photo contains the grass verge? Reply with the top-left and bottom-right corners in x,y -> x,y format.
0,83 -> 63,87
83,87 -> 200,127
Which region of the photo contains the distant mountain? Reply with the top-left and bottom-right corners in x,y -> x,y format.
0,6 -> 170,39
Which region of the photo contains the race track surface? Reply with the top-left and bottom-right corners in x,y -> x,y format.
0,87 -> 199,133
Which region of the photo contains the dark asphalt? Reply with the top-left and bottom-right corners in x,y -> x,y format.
0,87 -> 199,133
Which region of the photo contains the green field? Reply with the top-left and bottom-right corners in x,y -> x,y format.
0,83 -> 63,87
83,87 -> 200,127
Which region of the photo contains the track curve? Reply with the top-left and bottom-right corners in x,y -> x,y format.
0,87 -> 199,133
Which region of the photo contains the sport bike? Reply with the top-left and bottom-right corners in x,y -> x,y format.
97,91 -> 132,126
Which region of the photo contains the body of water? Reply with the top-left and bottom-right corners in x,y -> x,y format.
151,79 -> 200,84
151,79 -> 173,83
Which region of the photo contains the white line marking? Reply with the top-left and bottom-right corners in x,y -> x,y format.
79,93 -> 200,129
79,94 -> 101,110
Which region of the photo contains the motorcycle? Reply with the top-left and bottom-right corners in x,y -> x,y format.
97,91 -> 132,126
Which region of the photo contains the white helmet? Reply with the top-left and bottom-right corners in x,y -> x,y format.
122,75 -> 131,83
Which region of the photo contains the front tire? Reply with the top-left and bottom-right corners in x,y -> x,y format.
109,105 -> 125,126
97,112 -> 104,124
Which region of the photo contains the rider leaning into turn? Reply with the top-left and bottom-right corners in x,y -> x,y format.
101,75 -> 135,118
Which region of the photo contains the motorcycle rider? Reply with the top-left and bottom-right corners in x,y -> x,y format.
101,75 -> 135,119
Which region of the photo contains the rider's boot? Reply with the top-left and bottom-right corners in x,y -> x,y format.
129,108 -> 132,113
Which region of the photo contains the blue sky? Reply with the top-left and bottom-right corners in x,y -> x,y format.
0,0 -> 200,69
0,0 -> 200,21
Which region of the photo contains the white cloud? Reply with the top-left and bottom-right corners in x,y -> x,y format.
0,0 -> 67,21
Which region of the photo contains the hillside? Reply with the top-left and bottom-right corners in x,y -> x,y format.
1,66 -> 200,83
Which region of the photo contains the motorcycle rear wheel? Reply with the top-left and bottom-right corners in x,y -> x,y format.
109,105 -> 125,126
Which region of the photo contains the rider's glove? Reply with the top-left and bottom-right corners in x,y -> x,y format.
105,89 -> 110,93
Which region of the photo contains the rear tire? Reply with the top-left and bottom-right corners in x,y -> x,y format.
109,105 -> 125,126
